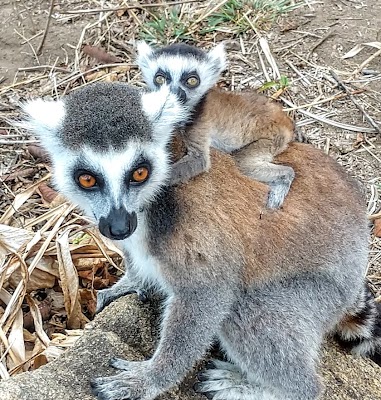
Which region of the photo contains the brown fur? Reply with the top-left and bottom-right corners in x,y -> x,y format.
152,142 -> 367,287
172,87 -> 296,208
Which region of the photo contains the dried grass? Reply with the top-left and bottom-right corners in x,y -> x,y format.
1,0 -> 381,379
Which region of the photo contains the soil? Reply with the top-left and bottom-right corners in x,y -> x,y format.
0,0 -> 87,84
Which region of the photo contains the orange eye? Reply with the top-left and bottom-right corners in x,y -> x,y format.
131,167 -> 149,184
78,174 -> 97,188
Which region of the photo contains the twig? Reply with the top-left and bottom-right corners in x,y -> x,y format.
353,48 -> 381,77
60,0 -> 201,15
14,30 -> 39,64
308,30 -> 336,58
369,212 -> 381,221
330,70 -> 381,134
37,0 -> 55,55
18,65 -> 71,73
281,96 -> 378,133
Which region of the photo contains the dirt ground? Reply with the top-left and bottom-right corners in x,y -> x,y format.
1,0 -> 381,376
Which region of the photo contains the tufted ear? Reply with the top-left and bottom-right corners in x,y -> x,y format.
20,98 -> 65,155
207,42 -> 227,75
141,85 -> 188,146
136,41 -> 155,69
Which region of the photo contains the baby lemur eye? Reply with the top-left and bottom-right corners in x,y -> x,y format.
78,173 -> 97,189
185,76 -> 200,88
130,165 -> 150,185
154,74 -> 166,85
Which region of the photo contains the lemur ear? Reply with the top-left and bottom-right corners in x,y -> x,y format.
20,98 -> 65,154
207,42 -> 227,74
136,41 -> 155,69
141,85 -> 188,146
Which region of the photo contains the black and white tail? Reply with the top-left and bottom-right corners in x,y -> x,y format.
335,283 -> 381,365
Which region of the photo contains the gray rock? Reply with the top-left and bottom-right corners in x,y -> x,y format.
0,295 -> 380,400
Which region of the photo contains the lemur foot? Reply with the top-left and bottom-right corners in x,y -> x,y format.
91,360 -> 158,400
195,359 -> 275,400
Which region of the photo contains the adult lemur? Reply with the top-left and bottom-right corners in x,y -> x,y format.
22,82 -> 381,400
136,41 -> 296,209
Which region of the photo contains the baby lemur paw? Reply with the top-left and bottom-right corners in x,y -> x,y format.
266,170 -> 295,210
91,360 -> 158,400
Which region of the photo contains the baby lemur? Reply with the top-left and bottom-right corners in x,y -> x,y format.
22,82 -> 381,400
137,41 -> 296,209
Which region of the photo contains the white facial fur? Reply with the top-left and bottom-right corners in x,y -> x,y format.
21,84 -> 184,230
50,142 -> 171,223
20,99 -> 65,155
136,41 -> 227,110
141,85 -> 189,145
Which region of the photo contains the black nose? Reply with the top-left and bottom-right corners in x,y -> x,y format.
99,208 -> 137,240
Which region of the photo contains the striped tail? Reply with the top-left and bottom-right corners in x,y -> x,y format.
335,282 -> 381,365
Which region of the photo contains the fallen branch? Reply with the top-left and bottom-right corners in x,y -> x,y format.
330,70 -> 381,134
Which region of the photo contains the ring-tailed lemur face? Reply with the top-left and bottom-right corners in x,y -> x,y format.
136,41 -> 227,111
21,83 -> 188,241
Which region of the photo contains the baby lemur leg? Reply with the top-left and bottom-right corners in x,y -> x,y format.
96,266 -> 146,314
233,139 -> 295,209
170,126 -> 210,185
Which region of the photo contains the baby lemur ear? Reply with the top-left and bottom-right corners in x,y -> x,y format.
141,85 -> 188,146
136,40 -> 155,70
20,98 -> 65,154
206,42 -> 227,75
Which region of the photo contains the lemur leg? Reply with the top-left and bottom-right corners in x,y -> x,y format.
197,283 -> 323,400
170,126 -> 210,185
96,267 -> 146,314
233,140 -> 295,209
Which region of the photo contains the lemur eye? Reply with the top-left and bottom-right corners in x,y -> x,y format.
154,74 -> 166,85
186,76 -> 200,88
130,166 -> 150,184
78,174 -> 97,189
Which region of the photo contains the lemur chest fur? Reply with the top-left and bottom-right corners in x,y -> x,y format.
121,217 -> 167,290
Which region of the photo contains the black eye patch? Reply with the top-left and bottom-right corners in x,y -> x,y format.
180,70 -> 199,81
154,68 -> 172,87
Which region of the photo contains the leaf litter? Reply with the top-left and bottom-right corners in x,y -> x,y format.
1,0 -> 381,379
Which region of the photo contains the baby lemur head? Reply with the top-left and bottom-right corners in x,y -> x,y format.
21,82 -> 187,241
136,41 -> 226,110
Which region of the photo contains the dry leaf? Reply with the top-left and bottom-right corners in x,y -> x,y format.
0,224 -> 33,255
25,296 -> 50,347
27,144 -> 51,163
0,289 -> 26,367
9,268 -> 56,292
0,176 -> 50,225
85,70 -> 107,82
82,44 -> 121,63
56,229 -> 86,329
1,168 -> 38,182
374,219 -> 381,237
342,41 -> 381,59
111,65 -> 131,74
38,183 -> 58,203
116,8 -> 126,17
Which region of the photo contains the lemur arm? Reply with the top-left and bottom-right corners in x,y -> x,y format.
91,282 -> 234,400
170,125 -> 211,185
95,265 -> 147,313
